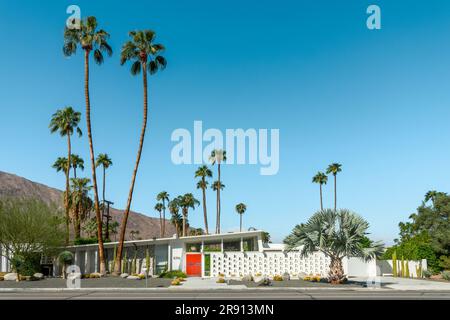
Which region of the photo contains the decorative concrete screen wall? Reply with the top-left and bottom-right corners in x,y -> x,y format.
209,251 -> 331,277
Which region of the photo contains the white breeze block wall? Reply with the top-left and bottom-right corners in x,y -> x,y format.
209,251 -> 331,277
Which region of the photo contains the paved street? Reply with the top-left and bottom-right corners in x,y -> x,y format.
0,289 -> 450,300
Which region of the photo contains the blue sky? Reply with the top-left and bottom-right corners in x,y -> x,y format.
1,0 -> 450,243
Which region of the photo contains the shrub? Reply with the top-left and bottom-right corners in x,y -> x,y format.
441,271 -> 450,281
74,237 -> 98,245
171,279 -> 181,285
422,270 -> 432,278
273,275 -> 283,281
159,270 -> 187,279
0,276 -> 4,281
216,277 -> 226,283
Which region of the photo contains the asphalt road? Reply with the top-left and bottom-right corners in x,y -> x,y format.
0,289 -> 450,300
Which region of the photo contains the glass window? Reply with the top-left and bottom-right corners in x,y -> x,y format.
186,243 -> 201,252
223,240 -> 240,252
243,238 -> 257,251
203,242 -> 221,252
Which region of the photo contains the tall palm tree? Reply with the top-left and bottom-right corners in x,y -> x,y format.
326,163 -> 342,211
195,165 -> 213,234
63,16 -> 112,275
95,153 -> 113,202
312,172 -> 328,210
70,154 -> 84,178
235,203 -> 247,232
284,209 -> 384,284
209,149 -> 226,234
156,191 -> 170,237
168,199 -> 182,237
178,194 -> 200,237
49,106 -> 82,245
114,30 -> 166,275
70,177 -> 92,239
52,157 -> 69,174
154,202 -> 165,237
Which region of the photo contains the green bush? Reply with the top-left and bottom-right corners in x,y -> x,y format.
159,270 -> 187,279
11,253 -> 41,276
441,271 -> 450,281
422,270 -> 432,278
74,237 -> 98,245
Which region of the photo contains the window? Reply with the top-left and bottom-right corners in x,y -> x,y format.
223,240 -> 240,252
203,242 -> 221,252
186,243 -> 201,252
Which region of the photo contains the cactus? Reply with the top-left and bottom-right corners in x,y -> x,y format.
401,256 -> 406,277
145,248 -> 150,276
122,251 -> 127,274
131,251 -> 137,274
416,264 -> 422,278
392,251 -> 397,277
405,261 -> 410,278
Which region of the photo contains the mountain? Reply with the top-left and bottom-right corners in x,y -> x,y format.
0,171 -> 177,240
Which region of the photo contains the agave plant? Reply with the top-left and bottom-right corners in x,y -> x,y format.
284,209 -> 384,284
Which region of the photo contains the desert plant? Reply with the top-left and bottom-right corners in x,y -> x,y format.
422,269 -> 432,278
159,270 -> 187,279
273,275 -> 283,281
441,271 -> 450,281
416,264 -> 422,278
145,248 -> 150,275
216,277 -> 226,283
405,261 -> 410,278
392,251 -> 397,277
401,256 -> 406,277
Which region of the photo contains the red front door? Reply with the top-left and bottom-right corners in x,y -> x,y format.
186,253 -> 202,276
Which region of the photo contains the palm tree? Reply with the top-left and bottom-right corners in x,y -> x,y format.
195,165 -> 213,234
114,30 -> 166,275
70,177 -> 92,239
209,149 -> 226,234
95,153 -> 113,202
235,203 -> 247,232
156,191 -> 170,237
49,106 -> 82,245
178,194 -> 200,237
168,199 -> 182,237
284,209 -> 384,284
326,163 -> 342,211
424,190 -> 438,203
312,172 -> 328,210
154,202 -> 165,237
63,16 -> 112,275
52,157 -> 69,174
70,154 -> 85,178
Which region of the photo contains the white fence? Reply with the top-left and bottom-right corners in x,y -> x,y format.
209,251 -> 331,277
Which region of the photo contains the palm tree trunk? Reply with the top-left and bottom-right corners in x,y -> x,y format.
162,200 -> 166,237
65,135 -> 71,245
182,212 -> 187,237
74,166 -> 77,179
334,175 -> 337,211
102,166 -> 106,202
328,256 -> 345,284
84,50 -> 106,275
114,61 -> 148,275
216,163 -> 221,234
74,204 -> 81,239
159,211 -> 163,237
240,214 -> 242,232
202,181 -> 209,234
319,184 -> 323,211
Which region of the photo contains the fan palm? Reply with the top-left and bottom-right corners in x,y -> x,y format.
63,16 -> 112,275
169,199 -> 182,237
326,163 -> 342,211
49,106 -> 82,245
70,177 -> 93,239
70,154 -> 84,178
154,202 -> 165,237
284,209 -> 384,284
178,194 -> 200,237
95,153 -> 113,203
209,149 -> 226,233
114,30 -> 166,275
195,165 -> 213,234
312,172 -> 328,210
235,203 -> 247,232
156,191 -> 170,237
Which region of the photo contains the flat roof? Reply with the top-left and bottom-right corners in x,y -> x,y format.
66,230 -> 264,250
